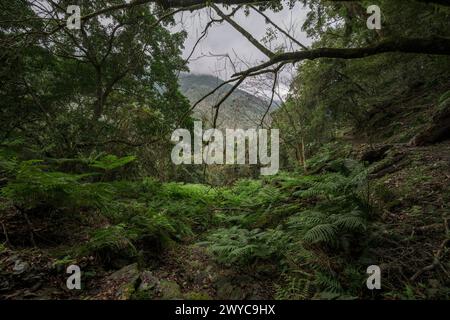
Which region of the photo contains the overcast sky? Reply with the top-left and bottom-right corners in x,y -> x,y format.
173,3 -> 312,81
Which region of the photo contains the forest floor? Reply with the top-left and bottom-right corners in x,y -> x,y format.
0,236 -> 275,300
1,139 -> 449,300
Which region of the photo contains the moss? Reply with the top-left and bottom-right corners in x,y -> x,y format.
158,280 -> 182,300
184,291 -> 212,300
132,289 -> 155,300
119,283 -> 137,300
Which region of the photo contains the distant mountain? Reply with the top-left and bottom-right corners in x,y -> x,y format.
179,73 -> 275,129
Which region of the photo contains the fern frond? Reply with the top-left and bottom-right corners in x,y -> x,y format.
315,272 -> 343,294
303,224 -> 337,244
334,214 -> 366,232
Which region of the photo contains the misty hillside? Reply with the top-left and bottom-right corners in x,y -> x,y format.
179,73 -> 275,129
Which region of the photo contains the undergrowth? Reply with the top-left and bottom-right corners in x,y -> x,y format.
4,143 -> 433,299
0,147 -> 217,265
201,146 -> 374,299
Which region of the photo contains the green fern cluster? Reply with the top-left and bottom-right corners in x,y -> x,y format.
75,181 -> 218,261
0,152 -> 202,262
219,179 -> 286,207
287,209 -> 366,246
79,224 -> 138,262
89,155 -> 136,171
200,226 -> 286,265
1,159 -> 113,210
203,153 -> 371,299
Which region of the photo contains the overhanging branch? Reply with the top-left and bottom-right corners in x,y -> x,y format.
77,0 -> 450,23
233,37 -> 450,77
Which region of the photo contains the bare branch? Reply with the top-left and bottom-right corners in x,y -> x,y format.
212,76 -> 246,129
210,4 -> 274,58
248,4 -> 308,50
260,67 -> 280,127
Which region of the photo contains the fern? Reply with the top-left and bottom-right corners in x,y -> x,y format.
1,160 -> 113,210
201,227 -> 287,265
89,155 -> 136,171
79,224 -> 137,261
315,272 -> 343,294
303,224 -> 338,244
334,211 -> 366,231
204,154 -> 371,299
275,275 -> 313,300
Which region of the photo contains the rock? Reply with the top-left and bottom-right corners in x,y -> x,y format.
214,276 -> 246,300
132,270 -> 159,300
106,263 -> 140,300
108,263 -> 140,282
192,266 -> 213,285
138,271 -> 158,291
214,275 -> 269,300
218,283 -> 245,300
158,280 -> 182,300
12,260 -> 29,274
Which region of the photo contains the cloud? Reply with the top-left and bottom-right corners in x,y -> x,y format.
173,3 -> 311,79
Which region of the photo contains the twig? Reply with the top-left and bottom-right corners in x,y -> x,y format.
410,218 -> 449,281
1,221 -> 11,248
15,206 -> 37,247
